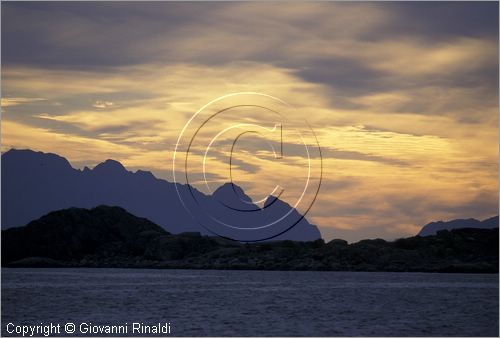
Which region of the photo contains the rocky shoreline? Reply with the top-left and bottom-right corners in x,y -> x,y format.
2,206 -> 498,273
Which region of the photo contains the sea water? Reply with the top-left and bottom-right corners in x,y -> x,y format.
2,268 -> 498,336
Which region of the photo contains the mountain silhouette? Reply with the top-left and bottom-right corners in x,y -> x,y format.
1,149 -> 321,241
212,182 -> 258,211
418,216 -> 499,236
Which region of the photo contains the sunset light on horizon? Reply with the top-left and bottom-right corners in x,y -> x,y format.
2,1 -> 498,242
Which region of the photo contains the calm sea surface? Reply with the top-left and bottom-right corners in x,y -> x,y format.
2,268 -> 498,336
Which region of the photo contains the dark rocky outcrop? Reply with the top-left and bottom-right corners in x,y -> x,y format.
2,206 -> 498,273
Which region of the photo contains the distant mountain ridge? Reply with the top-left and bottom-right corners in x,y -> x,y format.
418,216 -> 499,236
1,149 -> 321,241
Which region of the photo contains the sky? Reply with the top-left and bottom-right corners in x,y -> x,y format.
1,2 -> 498,242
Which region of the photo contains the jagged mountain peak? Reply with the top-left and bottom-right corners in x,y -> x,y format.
135,169 -> 155,179
93,159 -> 128,174
212,182 -> 254,205
264,194 -> 285,208
2,148 -> 73,171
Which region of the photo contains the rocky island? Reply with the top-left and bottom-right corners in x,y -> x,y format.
2,206 -> 498,273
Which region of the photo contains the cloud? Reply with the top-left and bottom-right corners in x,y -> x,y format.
1,97 -> 46,107
0,2 -> 384,68
1,2 -> 497,242
1,120 -> 135,166
93,101 -> 114,109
